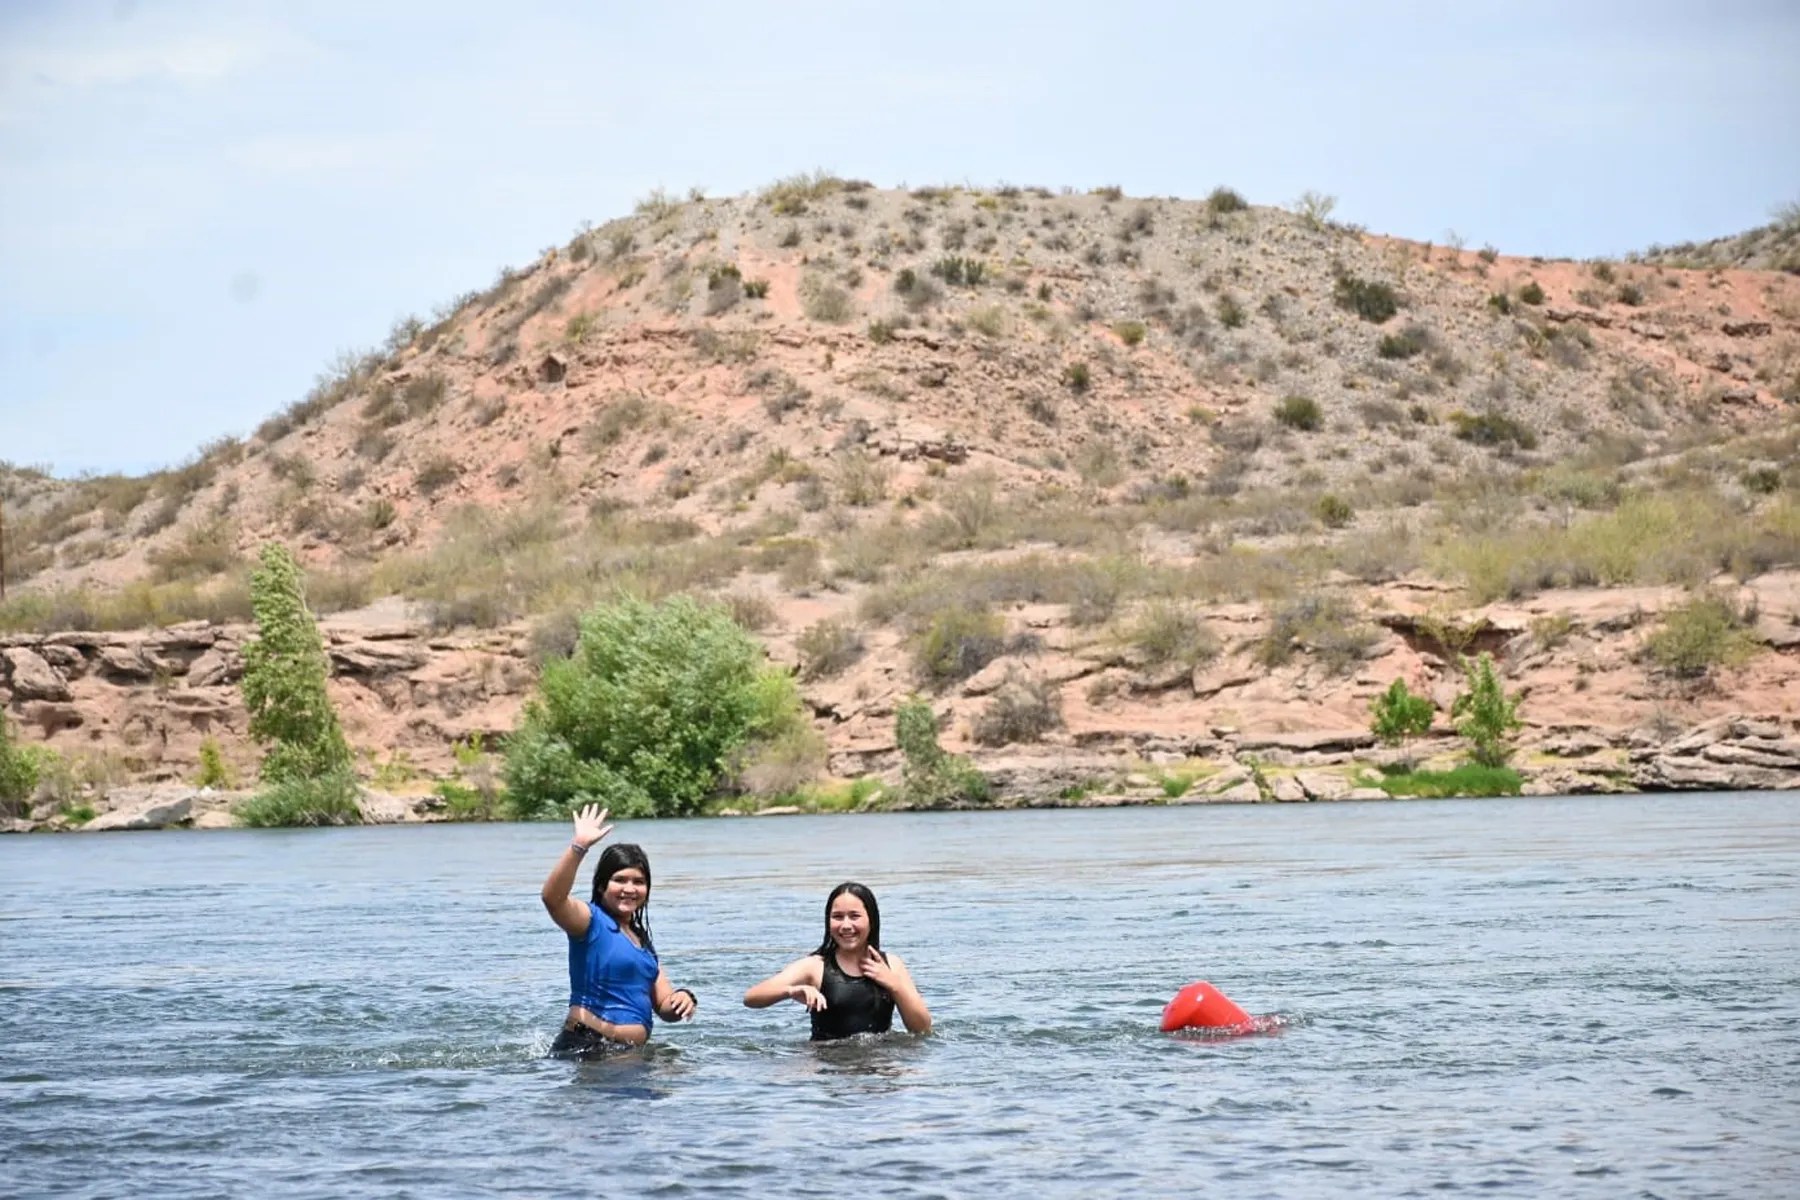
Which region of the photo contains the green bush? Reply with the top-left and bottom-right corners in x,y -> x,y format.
1370,679 -> 1434,751
1274,394 -> 1323,431
1,715 -> 41,819
1112,320 -> 1147,347
1518,280 -> 1546,306
1451,653 -> 1522,767
896,696 -> 988,806
241,544 -> 353,785
1643,591 -> 1760,678
1333,274 -> 1399,323
502,594 -> 805,818
235,772 -> 362,828
1062,361 -> 1092,392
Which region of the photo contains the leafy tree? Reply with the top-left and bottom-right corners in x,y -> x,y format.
503,594 -> 804,819
895,697 -> 988,807
240,543 -> 353,784
1370,678 -> 1434,762
1450,653 -> 1522,768
1,714 -> 41,818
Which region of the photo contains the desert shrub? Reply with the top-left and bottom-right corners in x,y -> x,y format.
1451,653 -> 1522,767
1333,273 -> 1399,323
584,394 -> 652,449
895,697 -> 988,806
1518,280 -> 1546,306
1316,494 -> 1355,528
1216,295 -> 1246,328
930,256 -> 986,288
241,543 -> 354,785
1112,320 -> 1147,347
1258,593 -> 1380,674
415,456 -> 462,495
913,605 -> 1005,686
929,473 -> 1001,549
1643,590 -> 1760,678
1616,282 -> 1645,306
1062,361 -> 1092,392
1127,601 -> 1219,669
1206,186 -> 1249,214
502,594 -> 804,819
1451,410 -> 1538,451
802,278 -> 854,323
1274,394 -> 1323,431
235,773 -> 361,828
1378,325 -> 1432,359
973,669 -> 1063,747
743,278 -> 770,299
968,305 -> 1007,338
797,618 -> 865,680
731,721 -> 827,800
1742,467 -> 1782,495
147,517 -> 241,582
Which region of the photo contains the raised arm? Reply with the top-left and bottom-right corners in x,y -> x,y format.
742,956 -> 828,1012
863,950 -> 931,1034
540,804 -> 610,937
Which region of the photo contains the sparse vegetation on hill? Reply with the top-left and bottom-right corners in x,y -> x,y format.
4,177 -> 1800,808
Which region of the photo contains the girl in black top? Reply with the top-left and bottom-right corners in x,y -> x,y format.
743,882 -> 931,1040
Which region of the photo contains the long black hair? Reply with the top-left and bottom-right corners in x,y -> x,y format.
590,842 -> 656,956
812,881 -> 882,960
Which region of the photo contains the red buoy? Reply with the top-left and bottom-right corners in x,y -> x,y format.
1160,980 -> 1254,1033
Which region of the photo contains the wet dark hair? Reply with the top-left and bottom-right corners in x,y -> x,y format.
812,881 -> 882,960
591,842 -> 655,956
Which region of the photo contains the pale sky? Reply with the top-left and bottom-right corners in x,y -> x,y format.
3,0 -> 1797,477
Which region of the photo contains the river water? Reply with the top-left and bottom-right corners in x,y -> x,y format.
2,793 -> 1796,1198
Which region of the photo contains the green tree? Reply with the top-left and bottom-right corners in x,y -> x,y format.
503,594 -> 804,819
240,543 -> 353,784
1370,678 -> 1434,762
895,696 -> 988,807
1450,653 -> 1522,768
1,714 -> 42,819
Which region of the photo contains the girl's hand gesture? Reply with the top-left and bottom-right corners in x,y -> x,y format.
787,984 -> 828,1012
860,949 -> 897,992
571,803 -> 612,850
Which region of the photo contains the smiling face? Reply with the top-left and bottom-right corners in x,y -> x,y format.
827,893 -> 870,953
602,867 -> 649,921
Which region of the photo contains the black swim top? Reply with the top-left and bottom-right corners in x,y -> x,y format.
809,950 -> 895,1041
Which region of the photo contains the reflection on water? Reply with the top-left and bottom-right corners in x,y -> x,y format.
1,792 -> 1797,1198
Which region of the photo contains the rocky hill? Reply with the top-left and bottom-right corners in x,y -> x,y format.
4,176 -> 1800,821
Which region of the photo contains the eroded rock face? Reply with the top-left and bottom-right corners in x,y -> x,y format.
3,648 -> 70,702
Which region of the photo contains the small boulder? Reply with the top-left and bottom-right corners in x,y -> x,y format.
2,648 -> 70,702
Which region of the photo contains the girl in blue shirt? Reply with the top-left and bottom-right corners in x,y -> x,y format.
542,804 -> 697,1056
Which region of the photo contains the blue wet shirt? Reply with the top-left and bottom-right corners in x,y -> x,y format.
566,902 -> 659,1028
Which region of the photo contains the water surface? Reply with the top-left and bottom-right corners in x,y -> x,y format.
3,793 -> 1796,1197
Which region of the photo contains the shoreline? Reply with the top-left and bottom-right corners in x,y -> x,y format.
8,723 -> 1797,835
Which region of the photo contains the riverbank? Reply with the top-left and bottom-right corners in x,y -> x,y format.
8,710 -> 1798,834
